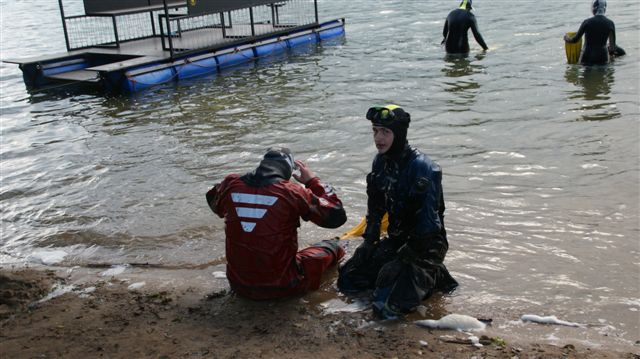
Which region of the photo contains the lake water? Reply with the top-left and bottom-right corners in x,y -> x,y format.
1,0 -> 639,351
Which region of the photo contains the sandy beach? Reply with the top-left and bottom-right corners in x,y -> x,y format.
1,266 -> 637,359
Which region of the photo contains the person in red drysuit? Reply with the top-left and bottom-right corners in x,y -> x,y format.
206,147 -> 347,300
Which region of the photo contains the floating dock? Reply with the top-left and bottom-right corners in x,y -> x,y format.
4,0 -> 345,93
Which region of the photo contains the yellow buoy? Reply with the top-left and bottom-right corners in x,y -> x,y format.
565,32 -> 582,64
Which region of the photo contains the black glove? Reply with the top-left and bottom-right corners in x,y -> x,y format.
360,220 -> 382,256
362,219 -> 381,245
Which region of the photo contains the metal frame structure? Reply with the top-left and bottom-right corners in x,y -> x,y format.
57,0 -> 319,59
5,0 -> 343,94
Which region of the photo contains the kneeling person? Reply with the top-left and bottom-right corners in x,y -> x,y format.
338,105 -> 458,319
207,147 -> 346,300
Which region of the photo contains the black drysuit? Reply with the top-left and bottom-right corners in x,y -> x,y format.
566,15 -> 616,65
338,145 -> 458,317
442,9 -> 488,54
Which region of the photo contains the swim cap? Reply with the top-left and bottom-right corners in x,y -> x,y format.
240,147 -> 297,186
459,0 -> 472,10
366,104 -> 411,156
263,146 -> 296,171
592,0 -> 606,15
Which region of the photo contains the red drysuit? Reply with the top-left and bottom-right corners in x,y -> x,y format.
207,174 -> 346,299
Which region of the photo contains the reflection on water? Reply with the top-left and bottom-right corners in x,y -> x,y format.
441,54 -> 485,114
564,65 -> 620,121
564,65 -> 615,100
442,52 -> 486,78
26,85 -> 106,104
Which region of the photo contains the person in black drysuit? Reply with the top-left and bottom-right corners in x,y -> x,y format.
337,105 -> 458,319
564,0 -> 624,65
442,0 -> 488,54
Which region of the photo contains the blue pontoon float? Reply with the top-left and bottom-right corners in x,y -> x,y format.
5,0 -> 345,93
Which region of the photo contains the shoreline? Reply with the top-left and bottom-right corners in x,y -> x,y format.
1,266 -> 638,358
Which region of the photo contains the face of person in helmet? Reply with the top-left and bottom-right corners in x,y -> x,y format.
372,125 -> 394,154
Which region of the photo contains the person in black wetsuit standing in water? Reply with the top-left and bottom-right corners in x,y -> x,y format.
564,0 -> 624,65
442,0 -> 488,54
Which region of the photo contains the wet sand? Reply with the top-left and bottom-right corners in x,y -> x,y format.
1,267 -> 637,359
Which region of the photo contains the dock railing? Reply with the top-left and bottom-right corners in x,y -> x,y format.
162,0 -> 317,56
59,0 -> 187,50
59,0 -> 319,58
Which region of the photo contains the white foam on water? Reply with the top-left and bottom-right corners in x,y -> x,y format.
99,264 -> 129,277
212,271 -> 227,279
581,163 -> 607,169
546,333 -> 561,342
486,151 -> 526,159
415,314 -> 486,331
320,298 -> 370,315
38,284 -> 76,303
28,249 -> 67,265
127,282 -> 146,290
78,286 -> 96,298
468,334 -> 483,347
520,314 -> 584,328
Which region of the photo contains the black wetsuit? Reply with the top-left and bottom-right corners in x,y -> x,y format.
442,9 -> 488,54
567,15 -> 616,65
337,145 -> 458,317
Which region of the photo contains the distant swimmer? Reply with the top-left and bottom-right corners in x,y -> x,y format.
564,0 -> 625,65
442,0 -> 488,54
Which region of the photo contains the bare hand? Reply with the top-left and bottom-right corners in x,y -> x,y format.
292,160 -> 315,184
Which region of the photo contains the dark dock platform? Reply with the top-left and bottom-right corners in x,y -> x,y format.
4,0 -> 345,93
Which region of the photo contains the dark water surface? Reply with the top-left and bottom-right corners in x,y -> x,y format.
1,0 -> 639,350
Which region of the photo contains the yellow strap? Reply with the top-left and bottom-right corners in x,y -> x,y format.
339,213 -> 389,240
